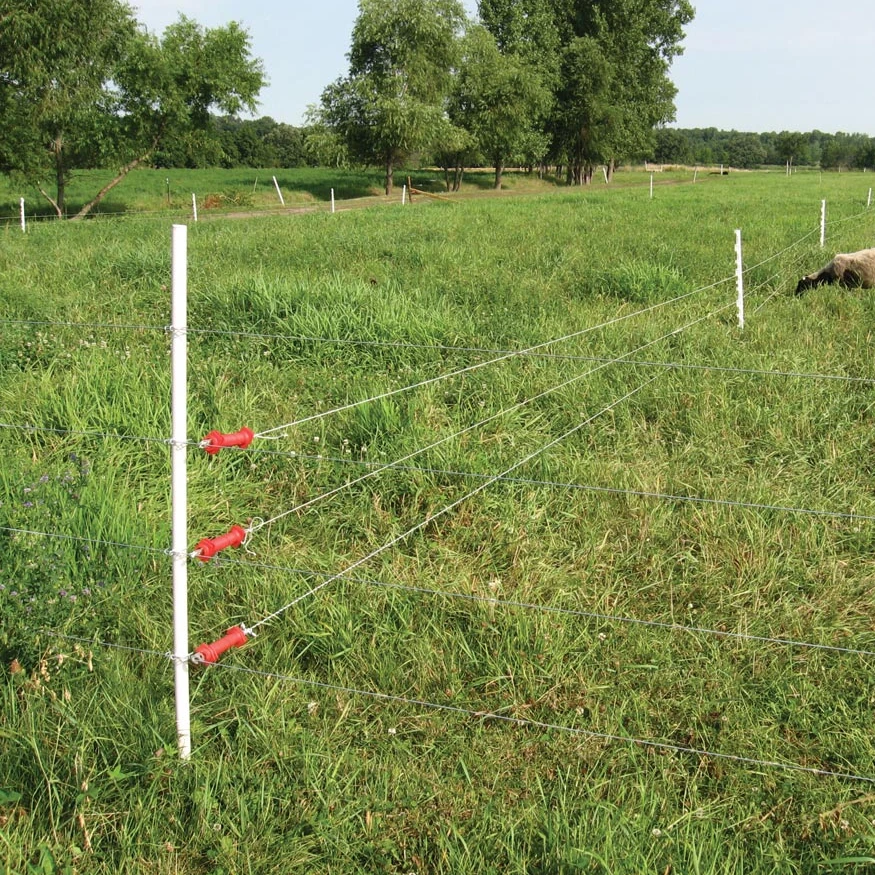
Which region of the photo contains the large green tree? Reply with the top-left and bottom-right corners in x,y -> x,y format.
0,0 -> 136,216
451,25 -> 551,189
317,0 -> 467,195
480,0 -> 693,183
0,1 -> 265,218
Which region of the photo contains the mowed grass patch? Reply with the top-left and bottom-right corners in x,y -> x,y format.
2,171 -> 875,873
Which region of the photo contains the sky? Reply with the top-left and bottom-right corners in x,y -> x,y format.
132,0 -> 875,136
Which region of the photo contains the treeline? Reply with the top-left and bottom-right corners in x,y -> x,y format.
654,128 -> 875,170
153,116 -> 311,169
310,0 -> 697,193
191,116 -> 875,176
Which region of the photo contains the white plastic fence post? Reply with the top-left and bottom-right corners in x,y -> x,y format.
191,193 -> 198,223
402,184 -> 407,205
170,224 -> 192,760
331,188 -> 335,214
602,166 -> 608,184
650,173 -> 654,199
20,197 -> 25,233
735,229 -> 744,330
693,168 -> 698,184
272,175 -> 285,206
820,199 -> 826,247
868,188 -> 872,208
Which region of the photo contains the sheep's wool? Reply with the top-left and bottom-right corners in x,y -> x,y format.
795,247 -> 875,295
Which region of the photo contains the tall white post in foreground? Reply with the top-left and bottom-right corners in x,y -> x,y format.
735,229 -> 744,330
402,184 -> 407,205
331,188 -> 335,213
272,175 -> 285,206
820,199 -> 826,248
170,224 -> 192,760
191,193 -> 198,223
868,188 -> 872,209
20,198 -> 25,233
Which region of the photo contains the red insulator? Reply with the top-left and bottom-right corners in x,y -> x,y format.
195,525 -> 246,561
193,625 -> 248,664
202,427 -> 255,455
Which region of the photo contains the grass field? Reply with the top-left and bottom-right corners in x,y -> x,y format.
1,164 -> 730,222
2,168 -> 875,873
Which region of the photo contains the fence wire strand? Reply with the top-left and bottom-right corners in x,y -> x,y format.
205,659 -> 875,785
32,630 -> 875,784
252,275 -> 735,439
201,554 -> 875,659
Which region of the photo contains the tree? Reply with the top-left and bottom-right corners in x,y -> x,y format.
775,131 -> 808,170
480,0 -> 694,183
451,25 -> 552,189
553,35 -> 616,184
653,127 -> 693,164
317,0 -> 467,194
0,2 -> 265,218
725,132 -> 766,169
0,0 -> 137,216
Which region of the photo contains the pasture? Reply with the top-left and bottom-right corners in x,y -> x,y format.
2,169 -> 875,873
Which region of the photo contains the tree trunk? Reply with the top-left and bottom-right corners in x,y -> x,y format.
606,158 -> 615,183
385,157 -> 394,196
453,166 -> 463,192
37,184 -> 63,219
494,162 -> 504,190
71,155 -> 147,221
444,168 -> 451,192
51,135 -> 65,217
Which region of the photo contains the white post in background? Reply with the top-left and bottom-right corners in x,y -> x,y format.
170,224 -> 192,760
693,168 -> 698,184
868,188 -> 872,208
402,184 -> 407,205
735,229 -> 744,330
191,193 -> 198,223
20,197 -> 25,233
602,166 -> 608,184
820,199 -> 826,247
720,164 -> 724,175
331,188 -> 335,214
650,173 -> 654,199
272,175 -> 285,206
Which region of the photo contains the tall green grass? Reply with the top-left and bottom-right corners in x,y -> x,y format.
2,171 -> 875,873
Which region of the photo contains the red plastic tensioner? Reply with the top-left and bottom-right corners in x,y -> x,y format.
202,427 -> 255,455
194,525 -> 247,561
192,625 -> 249,664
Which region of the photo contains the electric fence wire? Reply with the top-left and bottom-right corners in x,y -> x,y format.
0,422 -> 176,445
220,448 -> 875,525
825,204 -> 875,231
201,554 -> 875,660
252,273 -> 736,439
0,318 -> 167,333
0,524 -> 164,556
245,372 -> 668,633
32,628 -> 875,785
206,659 -> 875,786
244,297 -> 739,540
742,228 -> 819,273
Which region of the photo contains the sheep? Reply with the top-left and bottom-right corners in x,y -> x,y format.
795,247 -> 875,295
